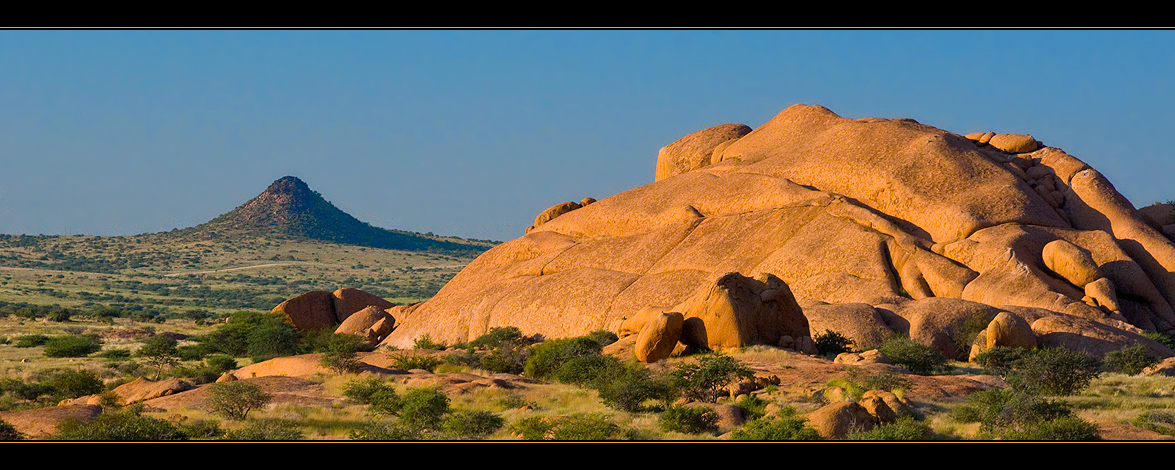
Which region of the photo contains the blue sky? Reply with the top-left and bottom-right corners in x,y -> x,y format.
2,29 -> 1173,242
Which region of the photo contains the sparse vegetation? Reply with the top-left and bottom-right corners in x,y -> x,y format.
1104,344 -> 1159,376
205,381 -> 272,421
727,406 -> 820,441
976,346 -> 1102,396
813,329 -> 855,358
877,335 -> 947,375
668,352 -> 754,403
658,404 -> 719,435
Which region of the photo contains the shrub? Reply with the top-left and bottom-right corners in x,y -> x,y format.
397,387 -> 451,433
728,407 -> 820,440
205,354 -> 238,375
178,419 -> 224,440
979,347 -> 1101,396
668,353 -> 754,403
53,405 -> 186,441
97,349 -> 132,360
464,326 -> 533,374
949,388 -> 1099,440
348,421 -> 416,440
442,409 -> 505,439
205,381 -> 272,420
734,394 -> 769,421
343,377 -> 396,405
14,334 -> 49,348
469,326 -> 530,350
591,360 -> 673,413
0,418 -> 22,441
46,369 -> 104,400
1104,344 -> 1159,376
814,329 -> 855,358
222,418 -> 304,441
843,416 -> 935,440
510,413 -> 622,441
413,334 -> 446,350
659,404 -> 719,435
319,333 -> 366,374
523,336 -> 603,380
825,368 -> 910,403
389,351 -> 441,372
584,329 -> 619,347
877,335 -> 946,375
43,334 -> 103,358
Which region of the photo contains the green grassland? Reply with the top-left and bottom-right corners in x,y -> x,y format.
0,233 -> 482,317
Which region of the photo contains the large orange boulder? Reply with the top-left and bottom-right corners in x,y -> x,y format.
273,288 -> 395,332
673,272 -> 810,352
273,290 -> 337,331
377,104 -> 1175,362
332,287 -> 395,323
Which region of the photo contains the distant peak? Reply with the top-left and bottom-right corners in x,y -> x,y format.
266,176 -> 310,193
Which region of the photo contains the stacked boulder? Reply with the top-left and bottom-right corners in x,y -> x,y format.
273,287 -> 397,345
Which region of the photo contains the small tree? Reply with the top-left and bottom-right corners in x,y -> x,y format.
136,334 -> 179,380
206,381 -> 272,421
669,353 -> 754,403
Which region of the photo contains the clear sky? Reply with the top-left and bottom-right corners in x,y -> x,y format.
2,29 -> 1173,242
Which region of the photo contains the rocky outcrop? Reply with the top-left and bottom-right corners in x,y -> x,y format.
273,288 -> 395,331
335,305 -> 397,346
378,104 -> 1175,364
656,123 -> 752,182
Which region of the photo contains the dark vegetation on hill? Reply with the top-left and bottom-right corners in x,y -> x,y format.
173,176 -> 495,255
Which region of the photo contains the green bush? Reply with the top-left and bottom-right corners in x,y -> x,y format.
728,407 -> 820,440
668,353 -> 754,403
319,333 -> 366,374
469,326 -> 531,350
1104,344 -> 1159,376
398,387 -> 451,433
877,335 -> 946,375
510,413 -> 621,441
978,346 -> 1101,396
523,336 -> 603,380
814,329 -> 855,358
43,334 -> 103,358
198,311 -> 304,361
413,334 -> 446,350
591,360 -> 673,413
205,354 -> 238,375
843,416 -> 935,440
442,409 -> 505,439
949,388 -> 1100,440
53,405 -> 186,441
734,394 -> 769,421
46,369 -> 104,400
13,334 -> 49,348
343,377 -> 395,405
389,351 -> 442,372
348,421 -> 416,440
178,419 -> 225,440
205,381 -> 272,420
659,404 -> 719,435
222,418 -> 304,441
